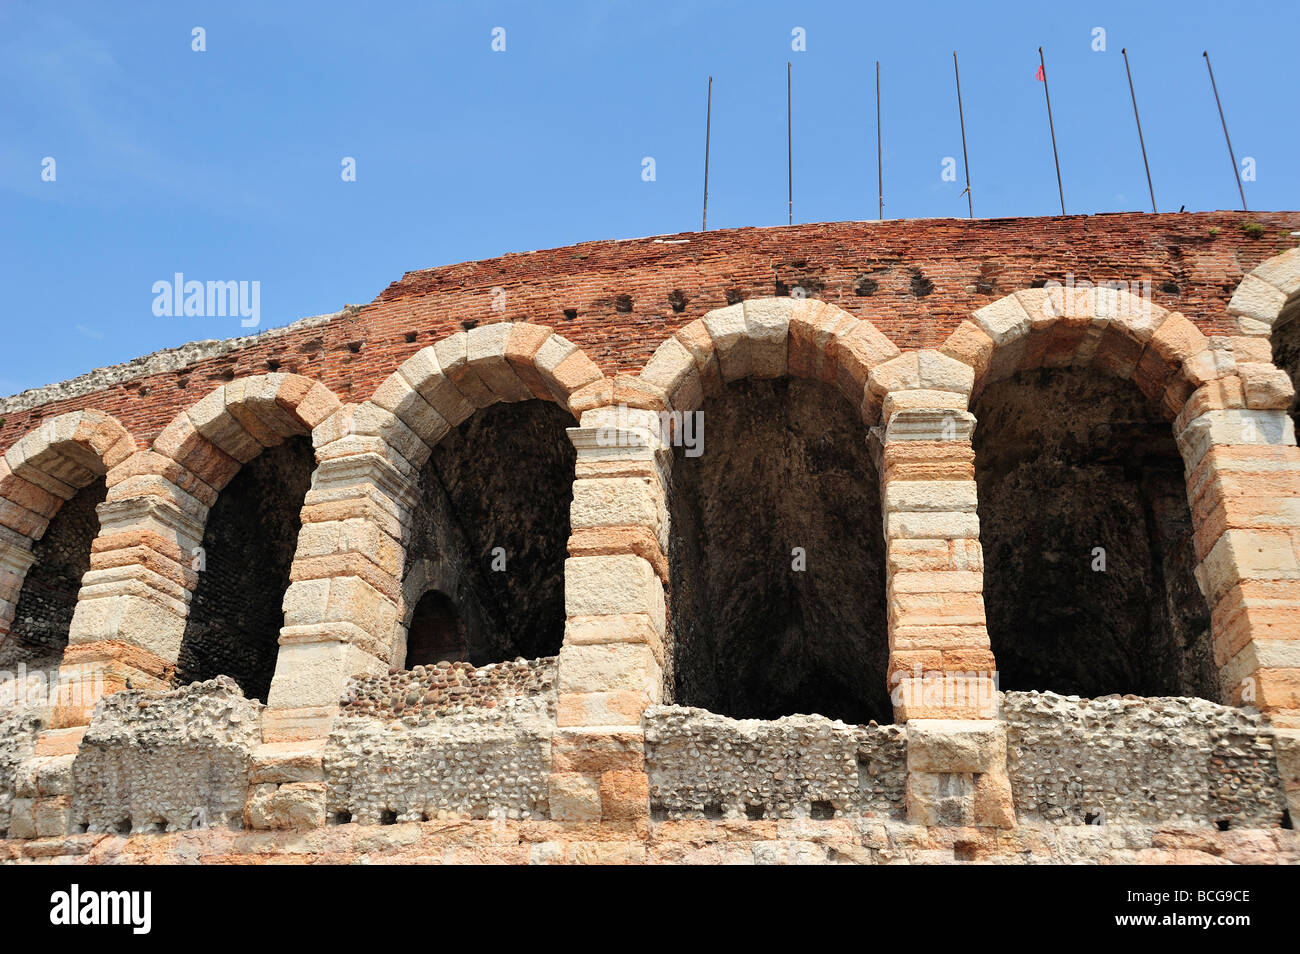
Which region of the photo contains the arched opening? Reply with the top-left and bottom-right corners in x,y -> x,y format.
405,590 -> 467,665
0,477 -> 106,673
175,436 -> 314,701
402,400 -> 575,665
973,367 -> 1216,699
667,377 -> 891,724
1270,308 -> 1300,433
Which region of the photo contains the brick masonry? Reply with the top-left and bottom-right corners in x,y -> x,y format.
3,212 -> 1300,863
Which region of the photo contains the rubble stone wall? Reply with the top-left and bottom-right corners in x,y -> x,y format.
1004,691 -> 1289,828
68,678 -> 263,834
644,706 -> 906,820
324,662 -> 557,823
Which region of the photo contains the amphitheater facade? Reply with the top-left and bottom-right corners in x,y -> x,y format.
2,211 -> 1299,864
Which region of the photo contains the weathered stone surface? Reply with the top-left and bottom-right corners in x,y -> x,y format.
325,687 -> 555,823
644,706 -> 906,821
70,677 -> 262,833
1004,691 -> 1289,828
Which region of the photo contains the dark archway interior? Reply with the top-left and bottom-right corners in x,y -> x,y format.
668,377 -> 891,725
0,477 -> 105,673
1271,310 -> 1300,434
404,400 -> 575,665
974,368 -> 1217,700
406,590 -> 467,665
175,436 -> 314,701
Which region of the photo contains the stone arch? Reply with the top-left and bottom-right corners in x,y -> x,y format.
1228,247 -> 1300,432
62,375 -> 340,713
394,556 -> 484,667
629,299 -> 899,724
1227,246 -> 1300,338
0,410 -> 135,666
633,298 -> 898,424
937,284 -> 1300,719
936,284 -> 1206,417
265,323 -> 605,729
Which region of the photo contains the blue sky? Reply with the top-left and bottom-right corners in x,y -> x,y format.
1,0 -> 1296,396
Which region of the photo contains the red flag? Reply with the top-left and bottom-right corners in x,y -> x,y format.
1035,64 -> 1044,81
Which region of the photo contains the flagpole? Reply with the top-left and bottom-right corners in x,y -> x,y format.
702,76 -> 712,231
953,51 -> 973,218
1121,49 -> 1156,213
787,61 -> 793,225
1039,47 -> 1065,215
876,61 -> 883,220
1203,51 -> 1247,212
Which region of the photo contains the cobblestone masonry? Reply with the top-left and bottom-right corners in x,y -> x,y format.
3,214 -> 1300,861
65,678 -> 262,835
644,706 -> 906,820
339,657 -> 556,721
1004,691 -> 1289,828
324,659 -> 556,823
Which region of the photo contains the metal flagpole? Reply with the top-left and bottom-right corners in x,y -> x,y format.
953,51 -> 973,218
876,61 -> 883,220
702,76 -> 712,231
1203,51 -> 1247,212
1039,47 -> 1065,215
787,61 -> 793,225
1121,49 -> 1156,213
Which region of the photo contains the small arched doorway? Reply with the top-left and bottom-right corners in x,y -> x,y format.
406,590 -> 468,666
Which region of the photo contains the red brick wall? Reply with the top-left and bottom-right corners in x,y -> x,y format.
3,211 -> 1298,455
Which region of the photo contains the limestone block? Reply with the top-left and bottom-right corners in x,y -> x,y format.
570,476 -> 666,542
974,294 -> 1033,344
885,510 -> 981,541
548,350 -> 605,407
557,642 -> 661,695
1200,528 -> 1300,605
866,353 -> 920,402
549,772 -> 602,822
907,719 -> 1006,773
917,349 -> 975,395
1228,274 -> 1289,329
245,781 -> 327,830
882,480 -> 978,514
1176,409 -> 1296,472
433,332 -> 496,408
564,555 -> 665,623
743,298 -> 792,379
266,638 -> 388,710
370,372 -> 451,448
673,319 -> 725,397
1238,362 -> 1296,410
67,591 -> 188,662
886,408 -> 976,442
702,304 -> 750,382
639,336 -> 699,408
503,322 -> 555,400
938,319 -> 994,381
882,389 -> 969,421
466,323 -> 534,402
398,347 -> 476,427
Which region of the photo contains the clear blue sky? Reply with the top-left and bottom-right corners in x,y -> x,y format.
2,0 -> 1296,396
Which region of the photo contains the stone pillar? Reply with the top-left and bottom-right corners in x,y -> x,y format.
1175,400 -> 1300,820
248,431 -> 413,828
550,407 -> 668,823
61,467 -> 207,729
873,351 -> 1013,828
